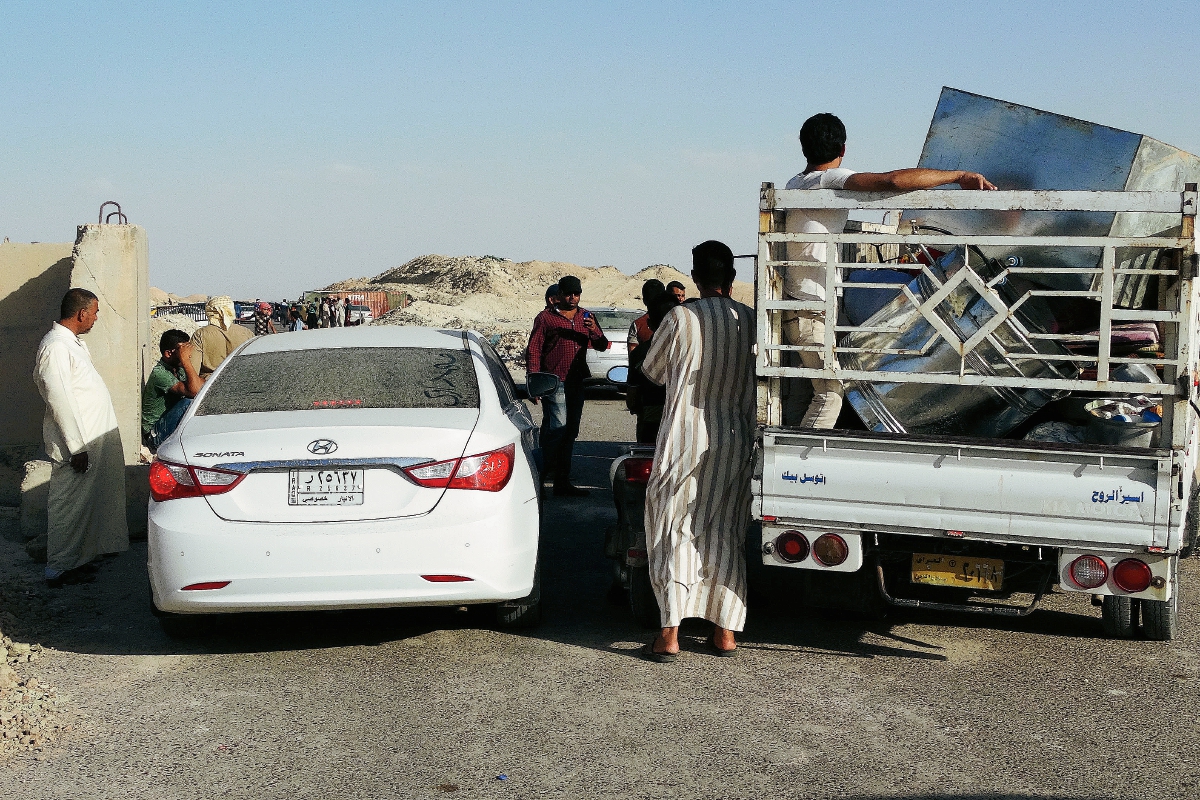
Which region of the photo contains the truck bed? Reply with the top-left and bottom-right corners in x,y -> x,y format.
754,427 -> 1176,551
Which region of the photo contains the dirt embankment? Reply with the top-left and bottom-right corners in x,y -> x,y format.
325,254 -> 754,367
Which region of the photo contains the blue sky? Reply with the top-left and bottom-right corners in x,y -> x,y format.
1,1 -> 1196,297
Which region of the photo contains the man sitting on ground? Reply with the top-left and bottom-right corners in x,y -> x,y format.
142,329 -> 204,450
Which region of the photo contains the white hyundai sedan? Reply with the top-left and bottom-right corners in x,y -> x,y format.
147,326 -> 545,634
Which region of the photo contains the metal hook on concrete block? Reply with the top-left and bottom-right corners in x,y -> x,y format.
98,201 -> 128,224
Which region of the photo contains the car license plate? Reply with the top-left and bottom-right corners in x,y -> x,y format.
288,469 -> 364,506
910,553 -> 1004,591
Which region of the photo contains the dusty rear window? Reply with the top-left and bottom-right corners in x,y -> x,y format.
591,310 -> 642,330
195,347 -> 480,415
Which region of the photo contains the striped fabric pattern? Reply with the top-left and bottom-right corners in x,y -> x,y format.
641,296 -> 756,630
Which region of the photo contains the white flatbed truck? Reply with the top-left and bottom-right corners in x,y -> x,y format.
752,184 -> 1199,639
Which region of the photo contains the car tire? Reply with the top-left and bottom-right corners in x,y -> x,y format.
629,565 -> 660,629
493,561 -> 542,629
1101,594 -> 1139,639
149,586 -> 207,638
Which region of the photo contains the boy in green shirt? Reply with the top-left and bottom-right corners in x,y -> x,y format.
142,329 -> 204,450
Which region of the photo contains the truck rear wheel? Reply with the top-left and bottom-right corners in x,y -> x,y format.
1101,595 -> 1138,639
629,565 -> 661,629
1142,595 -> 1178,641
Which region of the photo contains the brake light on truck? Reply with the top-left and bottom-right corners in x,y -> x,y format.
1112,559 -> 1153,593
774,530 -> 809,563
812,533 -> 849,567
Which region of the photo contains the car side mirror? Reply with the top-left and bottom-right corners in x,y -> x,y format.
526,372 -> 560,398
606,366 -> 629,384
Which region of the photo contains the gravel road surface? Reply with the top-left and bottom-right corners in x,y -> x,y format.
2,395 -> 1198,799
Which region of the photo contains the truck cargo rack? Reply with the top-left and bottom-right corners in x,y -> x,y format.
756,184 -> 1198,450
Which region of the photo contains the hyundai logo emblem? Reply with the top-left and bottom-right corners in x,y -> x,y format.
307,439 -> 338,455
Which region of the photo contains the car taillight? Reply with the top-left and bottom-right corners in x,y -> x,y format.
149,460 -> 244,502
404,444 -> 516,492
623,457 -> 653,484
1069,555 -> 1109,589
812,533 -> 849,567
1112,559 -> 1153,593
774,530 -> 809,563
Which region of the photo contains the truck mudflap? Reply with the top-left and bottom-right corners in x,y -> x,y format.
756,428 -> 1172,549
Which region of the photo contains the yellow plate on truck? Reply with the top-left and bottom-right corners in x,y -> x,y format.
911,553 -> 1004,591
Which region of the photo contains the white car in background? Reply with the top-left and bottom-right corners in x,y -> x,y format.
348,304 -> 374,325
147,327 -> 548,634
585,307 -> 643,383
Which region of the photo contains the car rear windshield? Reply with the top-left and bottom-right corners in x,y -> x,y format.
591,310 -> 642,329
195,347 -> 480,415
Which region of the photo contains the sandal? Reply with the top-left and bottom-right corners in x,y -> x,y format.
640,643 -> 678,663
707,635 -> 737,658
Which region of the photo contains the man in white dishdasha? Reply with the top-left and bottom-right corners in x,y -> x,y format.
34,288 -> 129,587
640,240 -> 756,661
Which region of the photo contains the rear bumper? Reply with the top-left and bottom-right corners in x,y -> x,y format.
148,490 -> 539,614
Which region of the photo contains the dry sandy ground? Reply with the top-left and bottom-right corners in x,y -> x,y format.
1,399 -> 1199,799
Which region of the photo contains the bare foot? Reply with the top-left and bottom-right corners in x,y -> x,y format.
655,626 -> 680,655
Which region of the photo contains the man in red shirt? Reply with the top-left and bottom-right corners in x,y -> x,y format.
527,275 -> 610,497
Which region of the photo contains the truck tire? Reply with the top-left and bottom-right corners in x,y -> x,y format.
1142,594 -> 1178,641
1101,595 -> 1139,639
629,565 -> 661,629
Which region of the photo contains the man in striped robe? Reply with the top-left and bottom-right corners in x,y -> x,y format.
641,240 -> 756,660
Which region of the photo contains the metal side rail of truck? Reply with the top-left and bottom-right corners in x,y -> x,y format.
753,183 -> 1199,640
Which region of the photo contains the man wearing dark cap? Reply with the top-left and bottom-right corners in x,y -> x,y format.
527,275 -> 610,497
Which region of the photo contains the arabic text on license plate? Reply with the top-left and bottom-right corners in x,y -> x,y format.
910,553 -> 1004,591
288,469 -> 365,506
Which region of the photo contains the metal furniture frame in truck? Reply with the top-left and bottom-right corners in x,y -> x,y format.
753,183 -> 1199,640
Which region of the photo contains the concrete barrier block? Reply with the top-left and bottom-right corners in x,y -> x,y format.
18,460 -> 51,542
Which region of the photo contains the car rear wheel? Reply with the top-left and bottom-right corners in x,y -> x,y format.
492,560 -> 542,629
1101,594 -> 1139,639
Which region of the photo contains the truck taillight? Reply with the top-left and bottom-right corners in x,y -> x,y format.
149,460 -> 244,502
812,533 -> 849,567
404,444 -> 515,492
1112,559 -> 1153,593
1069,555 -> 1109,589
774,530 -> 809,563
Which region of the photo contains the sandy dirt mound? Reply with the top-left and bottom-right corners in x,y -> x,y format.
327,255 -> 753,367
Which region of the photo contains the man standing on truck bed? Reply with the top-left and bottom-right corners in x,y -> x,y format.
784,112 -> 997,428
640,240 -> 756,660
